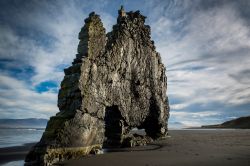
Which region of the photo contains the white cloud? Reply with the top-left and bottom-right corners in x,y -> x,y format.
170,111 -> 221,127
0,1 -> 116,86
171,103 -> 189,110
187,5 -> 250,53
0,0 -> 116,118
0,0 -> 250,126
171,111 -> 220,118
153,2 -> 250,108
0,74 -> 58,119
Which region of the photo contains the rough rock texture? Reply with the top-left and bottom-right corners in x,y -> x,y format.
25,7 -> 169,166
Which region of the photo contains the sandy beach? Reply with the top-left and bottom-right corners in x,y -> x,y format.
1,130 -> 250,166
60,130 -> 250,166
0,142 -> 35,165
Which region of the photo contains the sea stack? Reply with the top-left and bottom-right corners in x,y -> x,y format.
25,7 -> 170,165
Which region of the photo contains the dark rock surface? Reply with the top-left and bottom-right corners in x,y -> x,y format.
25,6 -> 169,166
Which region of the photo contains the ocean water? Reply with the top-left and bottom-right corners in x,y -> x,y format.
2,160 -> 24,166
0,128 -> 44,148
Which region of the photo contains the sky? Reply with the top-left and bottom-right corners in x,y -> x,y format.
0,0 -> 250,128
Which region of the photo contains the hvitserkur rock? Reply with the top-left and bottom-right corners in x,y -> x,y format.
25,6 -> 170,165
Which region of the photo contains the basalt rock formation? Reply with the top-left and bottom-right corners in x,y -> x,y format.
25,7 -> 169,165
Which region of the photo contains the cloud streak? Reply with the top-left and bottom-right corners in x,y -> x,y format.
0,0 -> 116,118
0,74 -> 57,118
152,2 -> 250,105
0,0 -> 249,127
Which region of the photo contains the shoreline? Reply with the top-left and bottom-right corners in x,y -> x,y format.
1,129 -> 250,166
0,127 -> 45,130
0,142 -> 36,165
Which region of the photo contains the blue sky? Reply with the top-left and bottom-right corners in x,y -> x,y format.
0,0 -> 250,128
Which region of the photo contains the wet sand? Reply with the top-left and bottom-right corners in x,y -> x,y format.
0,143 -> 35,165
60,130 -> 250,166
1,130 -> 250,166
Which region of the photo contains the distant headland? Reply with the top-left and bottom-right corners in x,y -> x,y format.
202,116 -> 250,129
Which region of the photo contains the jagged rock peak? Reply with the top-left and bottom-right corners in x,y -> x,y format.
118,5 -> 126,17
117,6 -> 146,23
74,12 -> 106,64
25,7 -> 170,166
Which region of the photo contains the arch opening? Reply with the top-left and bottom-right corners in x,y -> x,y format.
104,105 -> 124,147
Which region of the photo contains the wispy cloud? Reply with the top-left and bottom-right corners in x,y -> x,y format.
149,0 -> 250,123
0,0 -> 116,118
0,0 -> 249,126
0,74 -> 57,118
169,111 -> 221,127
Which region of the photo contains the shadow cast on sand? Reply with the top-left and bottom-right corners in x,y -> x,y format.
103,142 -> 167,153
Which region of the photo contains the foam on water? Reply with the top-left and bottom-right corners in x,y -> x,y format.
0,128 -> 44,148
2,160 -> 24,166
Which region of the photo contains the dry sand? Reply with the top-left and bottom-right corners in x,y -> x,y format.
1,130 -> 250,166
